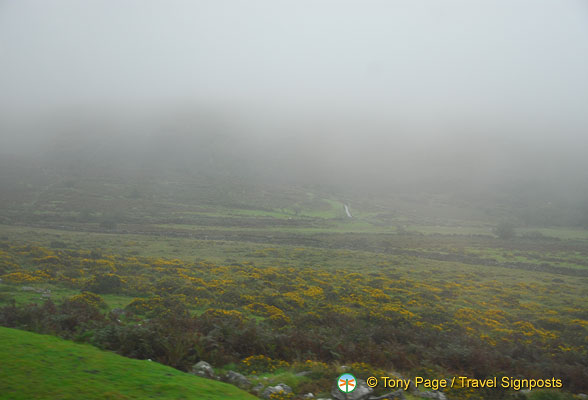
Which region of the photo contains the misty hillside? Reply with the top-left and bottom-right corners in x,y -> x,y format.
1,1 -> 587,400
2,117 -> 588,231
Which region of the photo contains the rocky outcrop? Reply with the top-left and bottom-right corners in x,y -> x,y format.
262,383 -> 293,399
223,371 -> 251,388
189,361 -> 447,400
415,391 -> 447,400
190,361 -> 217,379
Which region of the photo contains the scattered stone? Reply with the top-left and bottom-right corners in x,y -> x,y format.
262,383 -> 293,399
576,395 -> 587,400
190,361 -> 216,379
252,383 -> 264,394
302,393 -> 315,399
111,308 -> 125,315
416,391 -> 447,400
20,286 -> 52,294
407,380 -> 418,393
224,370 -> 250,388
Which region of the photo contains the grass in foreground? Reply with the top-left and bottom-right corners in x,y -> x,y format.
0,326 -> 257,400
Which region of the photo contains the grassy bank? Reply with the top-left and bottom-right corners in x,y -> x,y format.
0,327 -> 257,400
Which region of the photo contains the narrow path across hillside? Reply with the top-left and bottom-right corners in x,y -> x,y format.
344,204 -> 352,218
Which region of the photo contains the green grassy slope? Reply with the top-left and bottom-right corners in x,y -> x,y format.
0,327 -> 257,400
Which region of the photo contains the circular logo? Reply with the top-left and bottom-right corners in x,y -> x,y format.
337,373 -> 357,393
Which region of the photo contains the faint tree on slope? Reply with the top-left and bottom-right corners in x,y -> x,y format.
493,221 -> 516,240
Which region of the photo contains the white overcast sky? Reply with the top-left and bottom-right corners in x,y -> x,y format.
1,0 -> 587,135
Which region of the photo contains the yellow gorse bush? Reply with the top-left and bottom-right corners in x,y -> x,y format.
0,242 -> 586,378
240,355 -> 289,374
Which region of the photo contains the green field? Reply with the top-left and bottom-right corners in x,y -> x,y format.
0,326 -> 257,400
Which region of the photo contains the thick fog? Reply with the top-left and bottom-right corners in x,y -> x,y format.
1,1 -> 588,191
